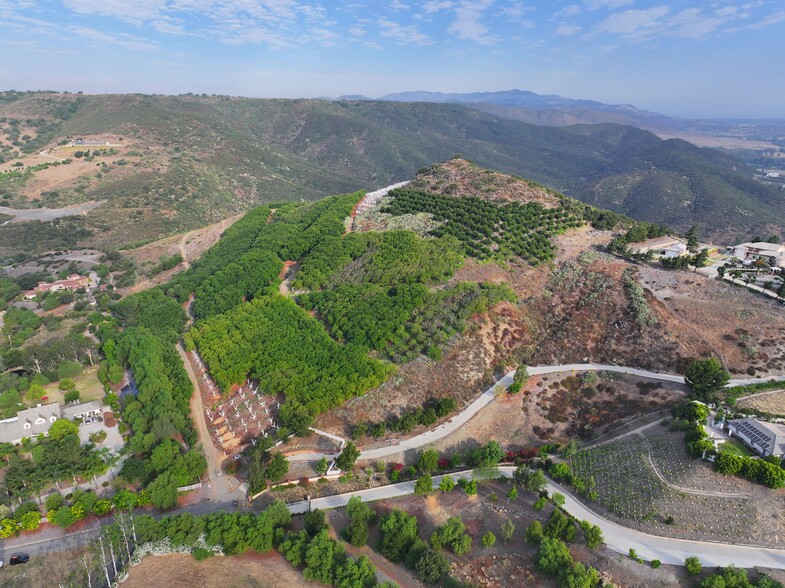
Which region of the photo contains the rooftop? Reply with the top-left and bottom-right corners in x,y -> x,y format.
729,418 -> 785,456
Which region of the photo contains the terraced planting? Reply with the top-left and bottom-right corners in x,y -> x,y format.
381,188 -> 583,264
568,433 -> 777,546
644,428 -> 752,494
569,435 -> 668,522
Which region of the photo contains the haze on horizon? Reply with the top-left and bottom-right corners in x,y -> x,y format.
1,0 -> 784,119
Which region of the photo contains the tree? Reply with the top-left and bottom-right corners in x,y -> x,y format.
266,453 -> 289,482
304,509 -> 327,537
463,479 -> 477,495
346,496 -> 374,524
379,510 -> 418,562
336,442 -> 360,472
507,486 -> 518,501
316,456 -> 329,476
416,550 -> 450,586
551,492 -> 565,507
560,562 -> 600,588
684,358 -> 730,402
526,520 -> 543,544
481,531 -> 496,547
714,452 -> 743,475
508,364 -> 528,394
303,530 -> 341,584
415,474 -> 433,495
417,448 -> 439,474
58,378 -> 76,391
334,554 -> 376,588
148,473 -> 179,509
685,556 -> 702,575
501,519 -> 515,544
343,518 -> 369,547
686,225 -> 700,253
580,521 -> 604,549
439,475 -> 455,492
536,536 -> 573,576
48,419 -> 80,441
515,466 -> 547,493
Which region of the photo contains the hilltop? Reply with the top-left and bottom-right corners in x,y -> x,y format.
0,91 -> 782,259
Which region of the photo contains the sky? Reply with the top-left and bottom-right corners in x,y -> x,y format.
1,0 -> 784,118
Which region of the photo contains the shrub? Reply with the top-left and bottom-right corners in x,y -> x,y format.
685,556 -> 702,575
481,531 -> 496,547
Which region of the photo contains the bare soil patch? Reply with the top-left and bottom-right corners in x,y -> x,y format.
639,265 -> 785,375
737,389 -> 785,416
121,551 -> 320,588
122,214 -> 242,295
359,480 -> 688,588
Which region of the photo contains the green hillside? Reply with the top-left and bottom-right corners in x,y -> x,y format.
0,92 -> 782,255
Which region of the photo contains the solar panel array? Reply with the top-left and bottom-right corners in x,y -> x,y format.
731,420 -> 774,452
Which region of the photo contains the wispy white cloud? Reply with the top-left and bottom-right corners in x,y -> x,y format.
378,17 -> 432,45
423,0 -> 453,13
556,22 -> 582,36
585,0 -> 633,9
447,0 -> 497,44
597,6 -> 670,36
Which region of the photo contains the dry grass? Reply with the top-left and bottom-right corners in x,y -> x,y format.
121,551 -> 320,588
737,389 -> 785,416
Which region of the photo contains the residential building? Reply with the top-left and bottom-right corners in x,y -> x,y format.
630,236 -> 689,258
726,418 -> 785,458
0,403 -> 61,444
23,274 -> 90,300
0,400 -> 105,444
733,242 -> 785,268
62,400 -> 102,422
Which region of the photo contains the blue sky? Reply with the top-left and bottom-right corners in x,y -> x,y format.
1,0 -> 784,117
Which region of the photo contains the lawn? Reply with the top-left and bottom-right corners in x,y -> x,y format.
718,437 -> 755,457
38,366 -> 105,407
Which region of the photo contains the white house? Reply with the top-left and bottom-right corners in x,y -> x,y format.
733,242 -> 785,268
0,400 -> 105,444
0,403 -> 60,444
726,418 -> 785,458
630,236 -> 689,258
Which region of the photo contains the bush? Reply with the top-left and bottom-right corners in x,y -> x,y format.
685,556 -> 702,575
481,531 -> 496,548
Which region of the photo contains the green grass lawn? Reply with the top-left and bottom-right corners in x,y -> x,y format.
719,437 -> 756,457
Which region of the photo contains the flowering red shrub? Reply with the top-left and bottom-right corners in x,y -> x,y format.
438,458 -> 450,470
517,447 -> 538,460
391,463 -> 404,471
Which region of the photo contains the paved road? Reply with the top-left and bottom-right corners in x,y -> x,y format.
290,467 -> 785,569
358,363 -> 785,462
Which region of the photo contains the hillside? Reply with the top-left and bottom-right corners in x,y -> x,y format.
107,160 -> 785,448
0,92 -> 782,258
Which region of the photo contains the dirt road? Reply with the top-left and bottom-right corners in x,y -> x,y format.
0,200 -> 104,222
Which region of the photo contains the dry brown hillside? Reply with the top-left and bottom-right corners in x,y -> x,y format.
410,158 -> 561,207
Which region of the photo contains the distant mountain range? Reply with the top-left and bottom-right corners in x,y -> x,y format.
0,92 -> 782,255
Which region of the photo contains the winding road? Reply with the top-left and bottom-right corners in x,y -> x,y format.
358,363 -> 785,461
288,467 -> 785,570
3,362 -> 783,569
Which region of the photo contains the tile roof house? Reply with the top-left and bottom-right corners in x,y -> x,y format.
726,418 -> 785,458
23,274 -> 91,300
